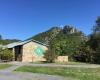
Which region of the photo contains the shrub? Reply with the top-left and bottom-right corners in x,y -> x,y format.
44,47 -> 57,63
0,48 -> 13,61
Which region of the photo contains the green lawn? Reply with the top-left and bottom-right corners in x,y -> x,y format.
0,64 -> 12,69
15,66 -> 100,80
31,61 -> 89,65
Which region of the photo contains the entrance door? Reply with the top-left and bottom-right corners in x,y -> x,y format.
15,46 -> 22,61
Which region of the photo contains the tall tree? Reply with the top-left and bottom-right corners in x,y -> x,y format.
93,17 -> 100,34
88,17 -> 100,63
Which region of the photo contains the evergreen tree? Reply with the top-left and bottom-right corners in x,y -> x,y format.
88,17 -> 100,63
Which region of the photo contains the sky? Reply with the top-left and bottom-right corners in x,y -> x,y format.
0,0 -> 100,40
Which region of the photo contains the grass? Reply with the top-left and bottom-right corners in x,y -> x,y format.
55,61 -> 89,65
0,64 -> 12,69
15,66 -> 100,80
30,61 -> 89,65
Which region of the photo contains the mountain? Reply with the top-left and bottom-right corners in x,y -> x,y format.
28,25 -> 87,57
29,25 -> 86,44
28,27 -> 62,44
0,35 -> 21,45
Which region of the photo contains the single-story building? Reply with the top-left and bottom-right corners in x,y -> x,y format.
4,39 -> 68,62
6,40 -> 48,62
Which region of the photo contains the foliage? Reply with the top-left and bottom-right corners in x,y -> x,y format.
44,44 -> 58,63
29,27 -> 61,44
30,25 -> 86,61
0,39 -> 20,45
52,30 -> 85,60
72,17 -> 100,64
87,17 -> 100,64
0,48 -> 13,61
92,44 -> 100,64
0,35 -> 20,45
73,42 -> 94,63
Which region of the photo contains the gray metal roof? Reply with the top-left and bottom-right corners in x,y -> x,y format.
6,40 -> 48,48
6,42 -> 21,48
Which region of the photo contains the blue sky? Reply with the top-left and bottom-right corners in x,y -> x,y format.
0,0 -> 100,40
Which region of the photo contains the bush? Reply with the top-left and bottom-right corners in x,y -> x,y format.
0,48 -> 13,61
73,45 -> 94,63
44,47 -> 57,63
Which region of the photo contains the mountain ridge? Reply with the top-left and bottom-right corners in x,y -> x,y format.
28,25 -> 86,44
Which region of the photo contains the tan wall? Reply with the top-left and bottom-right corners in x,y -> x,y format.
56,56 -> 68,62
20,41 -> 68,63
22,41 -> 47,62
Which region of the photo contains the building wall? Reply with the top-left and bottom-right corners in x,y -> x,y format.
22,41 -> 48,62
55,56 -> 68,62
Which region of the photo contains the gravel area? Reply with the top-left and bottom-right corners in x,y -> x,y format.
0,72 -> 66,80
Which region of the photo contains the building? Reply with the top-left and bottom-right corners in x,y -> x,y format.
6,40 -> 48,62
4,39 -> 68,62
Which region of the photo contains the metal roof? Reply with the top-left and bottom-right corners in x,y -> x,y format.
6,39 -> 48,48
6,42 -> 21,48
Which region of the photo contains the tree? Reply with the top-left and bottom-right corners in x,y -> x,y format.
44,48 -> 57,63
93,46 -> 100,63
93,17 -> 100,34
44,42 -> 58,63
51,30 -> 85,61
73,41 -> 94,63
0,49 -> 13,61
88,17 -> 100,64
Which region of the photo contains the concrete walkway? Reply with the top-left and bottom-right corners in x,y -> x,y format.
26,63 -> 100,68
8,61 -> 100,68
0,72 -> 65,80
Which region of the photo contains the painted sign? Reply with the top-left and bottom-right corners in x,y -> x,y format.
34,47 -> 44,57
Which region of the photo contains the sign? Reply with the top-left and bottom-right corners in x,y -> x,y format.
34,47 -> 44,57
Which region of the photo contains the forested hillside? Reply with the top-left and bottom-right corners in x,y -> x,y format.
28,27 -> 62,44
28,25 -> 86,60
0,35 -> 20,45
29,25 -> 86,44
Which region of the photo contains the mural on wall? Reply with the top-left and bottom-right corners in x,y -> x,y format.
34,46 -> 44,57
